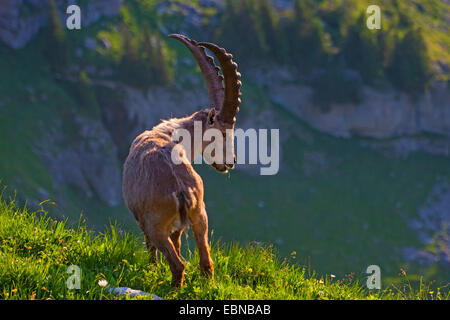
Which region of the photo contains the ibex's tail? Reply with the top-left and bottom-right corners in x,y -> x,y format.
176,191 -> 189,228
172,188 -> 195,230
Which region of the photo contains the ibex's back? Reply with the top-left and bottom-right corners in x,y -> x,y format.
122,34 -> 241,287
123,132 -> 189,229
123,112 -> 206,230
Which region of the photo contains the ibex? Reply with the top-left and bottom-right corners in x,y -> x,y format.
122,34 -> 242,287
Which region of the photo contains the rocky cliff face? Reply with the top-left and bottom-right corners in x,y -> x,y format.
402,182 -> 450,267
0,0 -> 122,49
274,82 -> 450,140
251,67 -> 450,140
249,66 -> 450,157
33,112 -> 123,208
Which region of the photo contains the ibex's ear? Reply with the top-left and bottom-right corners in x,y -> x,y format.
207,108 -> 217,127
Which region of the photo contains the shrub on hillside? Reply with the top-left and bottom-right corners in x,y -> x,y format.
117,24 -> 173,89
342,13 -> 384,85
44,0 -> 69,72
387,28 -> 433,94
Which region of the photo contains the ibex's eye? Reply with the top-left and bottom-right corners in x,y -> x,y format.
207,108 -> 216,125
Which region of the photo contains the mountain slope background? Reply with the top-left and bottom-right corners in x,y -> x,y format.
0,0 -> 449,289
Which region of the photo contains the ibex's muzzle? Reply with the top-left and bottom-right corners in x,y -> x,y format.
212,155 -> 235,173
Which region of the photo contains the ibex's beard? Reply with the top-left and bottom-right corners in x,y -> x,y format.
211,162 -> 228,174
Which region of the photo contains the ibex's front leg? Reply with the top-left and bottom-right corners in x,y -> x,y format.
190,205 -> 214,278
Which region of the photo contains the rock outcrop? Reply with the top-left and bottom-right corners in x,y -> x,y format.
0,0 -> 122,49
266,75 -> 450,140
402,182 -> 450,268
252,66 -> 450,156
33,112 -> 122,208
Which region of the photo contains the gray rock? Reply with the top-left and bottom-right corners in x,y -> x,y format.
402,247 -> 435,266
403,183 -> 450,268
0,0 -> 122,49
264,63 -> 450,141
83,37 -> 97,51
33,114 -> 122,208
108,286 -> 163,299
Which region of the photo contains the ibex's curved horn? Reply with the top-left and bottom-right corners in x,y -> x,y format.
168,34 -> 224,111
198,42 -> 241,125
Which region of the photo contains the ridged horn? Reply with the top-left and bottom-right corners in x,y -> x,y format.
198,42 -> 242,125
168,34 -> 224,111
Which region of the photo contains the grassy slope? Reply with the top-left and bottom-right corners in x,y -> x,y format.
0,196 -> 446,300
0,0 -> 449,295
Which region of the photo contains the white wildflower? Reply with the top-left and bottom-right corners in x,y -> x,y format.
98,279 -> 108,287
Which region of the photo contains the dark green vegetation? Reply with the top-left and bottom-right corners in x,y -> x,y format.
215,0 -> 446,101
1,196 -> 447,300
45,0 -> 448,100
0,0 -> 449,298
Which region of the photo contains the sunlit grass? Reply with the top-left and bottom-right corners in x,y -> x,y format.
0,196 -> 447,300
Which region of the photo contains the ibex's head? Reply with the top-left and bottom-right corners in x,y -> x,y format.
169,34 -> 242,174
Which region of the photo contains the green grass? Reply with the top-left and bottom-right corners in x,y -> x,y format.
1,0 -> 449,300
0,195 -> 447,300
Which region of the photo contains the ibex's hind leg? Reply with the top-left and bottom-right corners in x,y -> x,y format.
190,206 -> 214,278
170,229 -> 183,258
146,226 -> 185,287
144,234 -> 158,264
